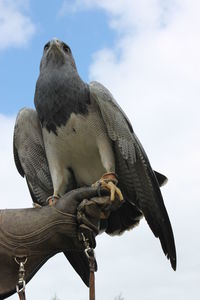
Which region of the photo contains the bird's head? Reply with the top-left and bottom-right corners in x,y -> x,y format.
40,38 -> 77,71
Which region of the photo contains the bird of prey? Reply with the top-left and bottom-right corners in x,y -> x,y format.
13,38 -> 176,285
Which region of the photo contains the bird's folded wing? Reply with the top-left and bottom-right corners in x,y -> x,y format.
13,108 -> 53,205
89,81 -> 176,270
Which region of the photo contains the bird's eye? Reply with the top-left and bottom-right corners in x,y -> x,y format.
62,43 -> 71,53
44,42 -> 50,51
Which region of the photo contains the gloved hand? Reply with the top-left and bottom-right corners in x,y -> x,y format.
77,194 -> 122,248
0,186 -> 121,299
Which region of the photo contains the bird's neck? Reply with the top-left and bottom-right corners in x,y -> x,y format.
34,68 -> 90,134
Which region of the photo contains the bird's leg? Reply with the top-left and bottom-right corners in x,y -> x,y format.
95,136 -> 123,201
93,172 -> 123,201
46,166 -> 72,206
46,194 -> 60,206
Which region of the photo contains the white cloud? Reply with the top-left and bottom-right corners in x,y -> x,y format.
0,114 -> 30,208
0,0 -> 36,50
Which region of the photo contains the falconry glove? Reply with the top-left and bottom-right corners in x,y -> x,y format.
0,187 -> 117,300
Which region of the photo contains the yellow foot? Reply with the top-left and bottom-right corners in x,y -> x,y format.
101,181 -> 123,201
93,172 -> 123,201
46,195 -> 60,206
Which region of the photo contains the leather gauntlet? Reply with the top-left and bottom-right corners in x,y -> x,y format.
0,187 -> 121,300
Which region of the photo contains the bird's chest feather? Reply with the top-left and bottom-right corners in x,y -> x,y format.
42,107 -> 114,185
55,111 -> 102,155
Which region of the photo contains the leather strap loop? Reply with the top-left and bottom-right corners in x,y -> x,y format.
89,255 -> 96,300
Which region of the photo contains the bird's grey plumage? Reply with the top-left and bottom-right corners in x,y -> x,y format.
14,38 -> 176,285
13,108 -> 53,205
90,81 -> 176,269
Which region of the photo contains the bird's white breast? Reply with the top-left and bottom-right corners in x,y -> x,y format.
42,105 -> 115,187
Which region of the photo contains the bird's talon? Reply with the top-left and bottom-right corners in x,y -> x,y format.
93,173 -> 123,201
101,181 -> 123,201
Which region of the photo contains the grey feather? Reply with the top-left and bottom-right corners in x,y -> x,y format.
90,81 -> 136,164
13,108 -> 53,205
89,81 -> 176,270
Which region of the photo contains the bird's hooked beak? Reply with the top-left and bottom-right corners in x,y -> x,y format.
40,38 -> 75,71
49,38 -> 62,52
43,38 -> 65,68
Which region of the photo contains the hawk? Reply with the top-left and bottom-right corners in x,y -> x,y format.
13,38 -> 176,286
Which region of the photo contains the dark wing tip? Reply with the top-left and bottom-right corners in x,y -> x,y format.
166,236 -> 177,270
171,255 -> 177,271
163,231 -> 176,271
131,138 -> 177,272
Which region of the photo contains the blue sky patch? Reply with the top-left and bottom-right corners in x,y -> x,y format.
0,1 -> 116,114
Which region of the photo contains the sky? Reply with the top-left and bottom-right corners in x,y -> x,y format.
0,0 -> 199,299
